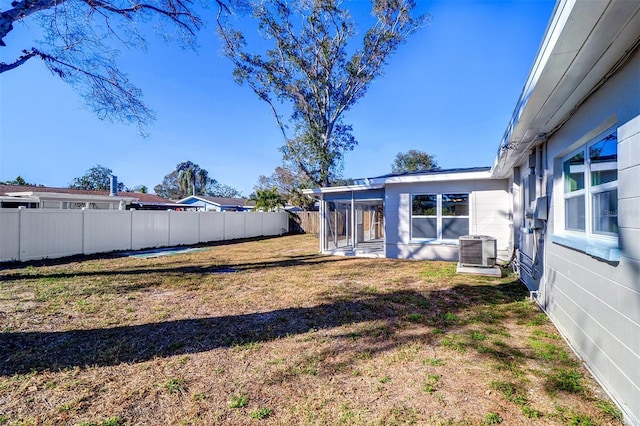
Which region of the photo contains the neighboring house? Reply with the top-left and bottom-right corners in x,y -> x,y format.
0,185 -> 185,210
305,0 -> 640,422
177,195 -> 253,212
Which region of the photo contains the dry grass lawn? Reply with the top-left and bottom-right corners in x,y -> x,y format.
0,234 -> 623,425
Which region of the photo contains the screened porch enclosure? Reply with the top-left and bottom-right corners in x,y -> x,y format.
322,195 -> 384,257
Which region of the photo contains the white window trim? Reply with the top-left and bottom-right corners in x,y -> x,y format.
559,130 -> 618,245
410,193 -> 470,243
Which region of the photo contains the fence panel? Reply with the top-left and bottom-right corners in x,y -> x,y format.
245,212 -> 264,238
0,209 -> 20,261
83,210 -> 132,254
291,211 -> 320,235
169,211 -> 200,246
264,212 -> 289,236
199,212 -> 225,242
131,211 -> 170,250
223,212 -> 246,240
20,209 -> 84,261
0,209 -> 289,262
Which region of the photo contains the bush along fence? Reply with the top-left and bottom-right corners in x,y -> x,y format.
0,209 -> 289,262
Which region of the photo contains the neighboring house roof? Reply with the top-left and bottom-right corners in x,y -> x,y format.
491,0 -> 640,177
177,195 -> 253,208
0,184 -> 182,208
303,167 -> 493,195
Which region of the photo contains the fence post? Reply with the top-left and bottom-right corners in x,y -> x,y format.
18,207 -> 24,262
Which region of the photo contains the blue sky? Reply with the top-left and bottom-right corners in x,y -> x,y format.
0,0 -> 556,196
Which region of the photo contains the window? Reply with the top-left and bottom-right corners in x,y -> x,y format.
562,131 -> 618,237
411,193 -> 469,241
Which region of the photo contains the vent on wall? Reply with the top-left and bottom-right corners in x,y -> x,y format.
458,235 -> 497,267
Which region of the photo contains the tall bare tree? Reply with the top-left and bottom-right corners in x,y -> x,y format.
217,0 -> 427,187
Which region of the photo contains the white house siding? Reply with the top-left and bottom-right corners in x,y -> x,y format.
384,179 -> 510,260
534,50 -> 640,424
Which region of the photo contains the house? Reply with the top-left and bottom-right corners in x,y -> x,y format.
177,195 -> 254,212
305,0 -> 640,422
0,184 -> 185,210
493,1 -> 640,423
304,167 -> 511,263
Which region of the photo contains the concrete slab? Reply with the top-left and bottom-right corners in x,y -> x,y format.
456,264 -> 503,277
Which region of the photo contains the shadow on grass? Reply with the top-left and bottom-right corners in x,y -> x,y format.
1,281 -> 529,376
0,254 -> 351,283
0,235 -> 296,271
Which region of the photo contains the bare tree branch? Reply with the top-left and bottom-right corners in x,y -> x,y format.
1,0 -> 208,133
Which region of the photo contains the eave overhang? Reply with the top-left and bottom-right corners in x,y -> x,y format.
491,0 -> 640,178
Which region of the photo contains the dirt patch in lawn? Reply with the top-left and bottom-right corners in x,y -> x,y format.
0,235 -> 623,425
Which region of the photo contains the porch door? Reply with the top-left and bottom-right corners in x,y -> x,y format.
326,201 -> 353,250
355,200 -> 384,246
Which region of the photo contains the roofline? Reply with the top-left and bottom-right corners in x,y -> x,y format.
491,0 -> 640,178
372,169 -> 493,185
302,169 -> 494,195
302,183 -> 384,195
491,0 -> 571,177
5,191 -> 137,202
177,195 -> 248,206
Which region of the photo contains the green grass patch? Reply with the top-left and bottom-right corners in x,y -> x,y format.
546,368 -> 583,394
405,313 -> 422,322
484,412 -> 503,424
595,399 -> 623,421
163,378 -> 185,394
228,394 -> 248,409
249,407 -> 273,419
490,381 -> 528,406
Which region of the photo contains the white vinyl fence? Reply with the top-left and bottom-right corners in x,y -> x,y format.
0,209 -> 289,262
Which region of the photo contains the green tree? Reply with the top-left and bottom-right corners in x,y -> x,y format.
153,161 -> 241,199
256,166 -> 314,210
250,187 -> 286,212
391,150 -> 440,173
69,165 -> 126,191
131,185 -> 148,193
154,170 -> 182,199
217,0 -> 427,187
1,0 -> 206,133
177,161 -> 210,197
1,176 -> 39,186
208,182 -> 242,198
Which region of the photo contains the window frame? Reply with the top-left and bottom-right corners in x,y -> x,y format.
410,193 -> 470,242
561,130 -> 618,242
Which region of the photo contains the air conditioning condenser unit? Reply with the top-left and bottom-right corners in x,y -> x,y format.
458,235 -> 497,267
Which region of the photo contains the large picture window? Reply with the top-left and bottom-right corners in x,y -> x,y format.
562,131 -> 618,237
412,193 -> 469,241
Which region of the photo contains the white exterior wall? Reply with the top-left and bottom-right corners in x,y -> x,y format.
384,179 -> 510,260
0,210 -> 289,262
530,50 -> 640,424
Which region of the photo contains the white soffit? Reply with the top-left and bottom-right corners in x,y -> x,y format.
493,0 -> 640,177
